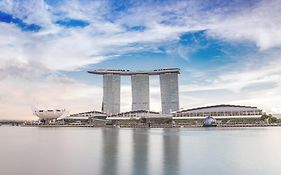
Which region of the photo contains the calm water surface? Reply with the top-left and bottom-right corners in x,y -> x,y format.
0,126 -> 280,175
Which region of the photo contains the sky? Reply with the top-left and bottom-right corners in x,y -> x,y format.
1,0 -> 281,120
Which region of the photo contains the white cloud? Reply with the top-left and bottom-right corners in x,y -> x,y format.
1,0 -> 281,119
0,0 -> 52,25
180,50 -> 281,113
207,0 -> 281,50
1,0 -> 280,72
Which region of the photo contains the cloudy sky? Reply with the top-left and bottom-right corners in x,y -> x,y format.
1,0 -> 281,120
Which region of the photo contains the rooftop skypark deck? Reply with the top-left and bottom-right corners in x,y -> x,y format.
88,68 -> 180,75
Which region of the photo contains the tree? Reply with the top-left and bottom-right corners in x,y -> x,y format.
261,114 -> 278,123
261,114 -> 269,121
270,117 -> 278,123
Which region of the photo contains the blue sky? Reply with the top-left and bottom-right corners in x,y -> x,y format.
1,0 -> 281,119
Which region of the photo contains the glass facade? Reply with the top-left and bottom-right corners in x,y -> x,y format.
173,107 -> 263,118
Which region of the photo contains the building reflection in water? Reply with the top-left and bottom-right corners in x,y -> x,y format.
163,129 -> 180,175
117,129 -> 133,175
100,128 -> 179,175
132,129 -> 149,175
101,128 -> 119,175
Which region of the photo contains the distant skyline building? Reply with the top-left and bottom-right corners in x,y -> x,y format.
88,68 -> 180,114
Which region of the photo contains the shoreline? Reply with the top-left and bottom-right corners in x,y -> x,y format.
19,123 -> 281,128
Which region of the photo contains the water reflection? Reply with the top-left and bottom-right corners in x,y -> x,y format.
117,129 -> 133,175
1,127 -> 281,175
163,129 -> 180,175
132,129 -> 149,175
102,128 -> 119,175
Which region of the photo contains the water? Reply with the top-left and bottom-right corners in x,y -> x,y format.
0,126 -> 280,175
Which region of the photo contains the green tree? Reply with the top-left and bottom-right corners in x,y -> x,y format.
261,114 -> 269,121
270,117 -> 278,123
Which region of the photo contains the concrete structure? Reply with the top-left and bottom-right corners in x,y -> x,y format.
172,104 -> 263,119
102,74 -> 120,114
160,72 -> 179,114
67,110 -> 106,119
107,110 -> 161,120
106,110 -> 173,127
131,74 -> 149,111
33,109 -> 65,120
62,110 -> 107,123
88,68 -> 180,114
88,68 -> 180,75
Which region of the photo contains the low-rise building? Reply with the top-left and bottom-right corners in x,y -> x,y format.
107,110 -> 172,126
107,110 -> 162,120
172,104 -> 263,119
70,110 -> 106,117
63,111 -> 107,123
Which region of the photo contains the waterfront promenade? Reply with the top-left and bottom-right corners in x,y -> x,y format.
22,123 -> 281,128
